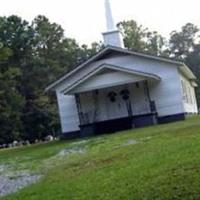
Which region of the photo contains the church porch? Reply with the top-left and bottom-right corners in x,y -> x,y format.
74,81 -> 157,137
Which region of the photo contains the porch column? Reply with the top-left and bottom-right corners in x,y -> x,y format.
144,81 -> 156,113
74,94 -> 84,125
74,93 -> 96,137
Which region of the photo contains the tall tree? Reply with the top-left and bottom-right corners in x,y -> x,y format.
168,23 -> 200,105
146,31 -> 166,56
118,20 -> 166,56
169,23 -> 199,59
118,20 -> 147,52
21,16 -> 102,141
0,15 -> 104,144
21,15 -> 72,140
0,16 -> 31,144
0,43 -> 24,144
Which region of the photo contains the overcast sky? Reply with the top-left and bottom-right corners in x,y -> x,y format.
0,0 -> 200,45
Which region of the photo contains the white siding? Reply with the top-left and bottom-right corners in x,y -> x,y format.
56,91 -> 80,133
56,53 -> 193,133
179,73 -> 198,113
130,82 -> 150,115
148,70 -> 184,116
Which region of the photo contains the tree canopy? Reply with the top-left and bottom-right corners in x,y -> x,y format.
0,15 -> 101,144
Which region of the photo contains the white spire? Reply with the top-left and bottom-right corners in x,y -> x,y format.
103,0 -> 124,48
105,0 -> 115,31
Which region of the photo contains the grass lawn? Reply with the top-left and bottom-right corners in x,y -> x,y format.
1,116 -> 200,200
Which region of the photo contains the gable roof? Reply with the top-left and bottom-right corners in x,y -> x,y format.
46,45 -> 196,91
61,63 -> 161,94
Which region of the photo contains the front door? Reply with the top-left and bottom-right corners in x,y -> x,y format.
105,85 -> 133,120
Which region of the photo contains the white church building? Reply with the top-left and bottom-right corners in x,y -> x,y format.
46,0 -> 198,138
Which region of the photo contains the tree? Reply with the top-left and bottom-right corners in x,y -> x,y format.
21,15 -> 73,140
169,23 -> 199,59
0,15 -> 104,144
146,31 -> 166,56
185,44 -> 200,105
0,44 -> 24,144
168,23 -> 200,106
118,20 -> 166,56
118,20 -> 147,52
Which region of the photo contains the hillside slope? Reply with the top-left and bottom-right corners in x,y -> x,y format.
1,116 -> 200,200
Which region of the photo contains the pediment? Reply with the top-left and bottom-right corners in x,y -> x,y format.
62,64 -> 161,94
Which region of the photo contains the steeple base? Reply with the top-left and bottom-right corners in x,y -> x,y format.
102,29 -> 124,48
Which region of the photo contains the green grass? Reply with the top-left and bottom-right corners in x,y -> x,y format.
1,116 -> 200,200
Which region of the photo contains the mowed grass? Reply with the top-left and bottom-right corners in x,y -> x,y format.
1,116 -> 200,200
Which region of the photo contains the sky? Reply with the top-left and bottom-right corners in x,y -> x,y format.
0,0 -> 200,46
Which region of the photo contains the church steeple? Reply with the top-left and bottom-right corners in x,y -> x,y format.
105,0 -> 115,31
102,0 -> 124,48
